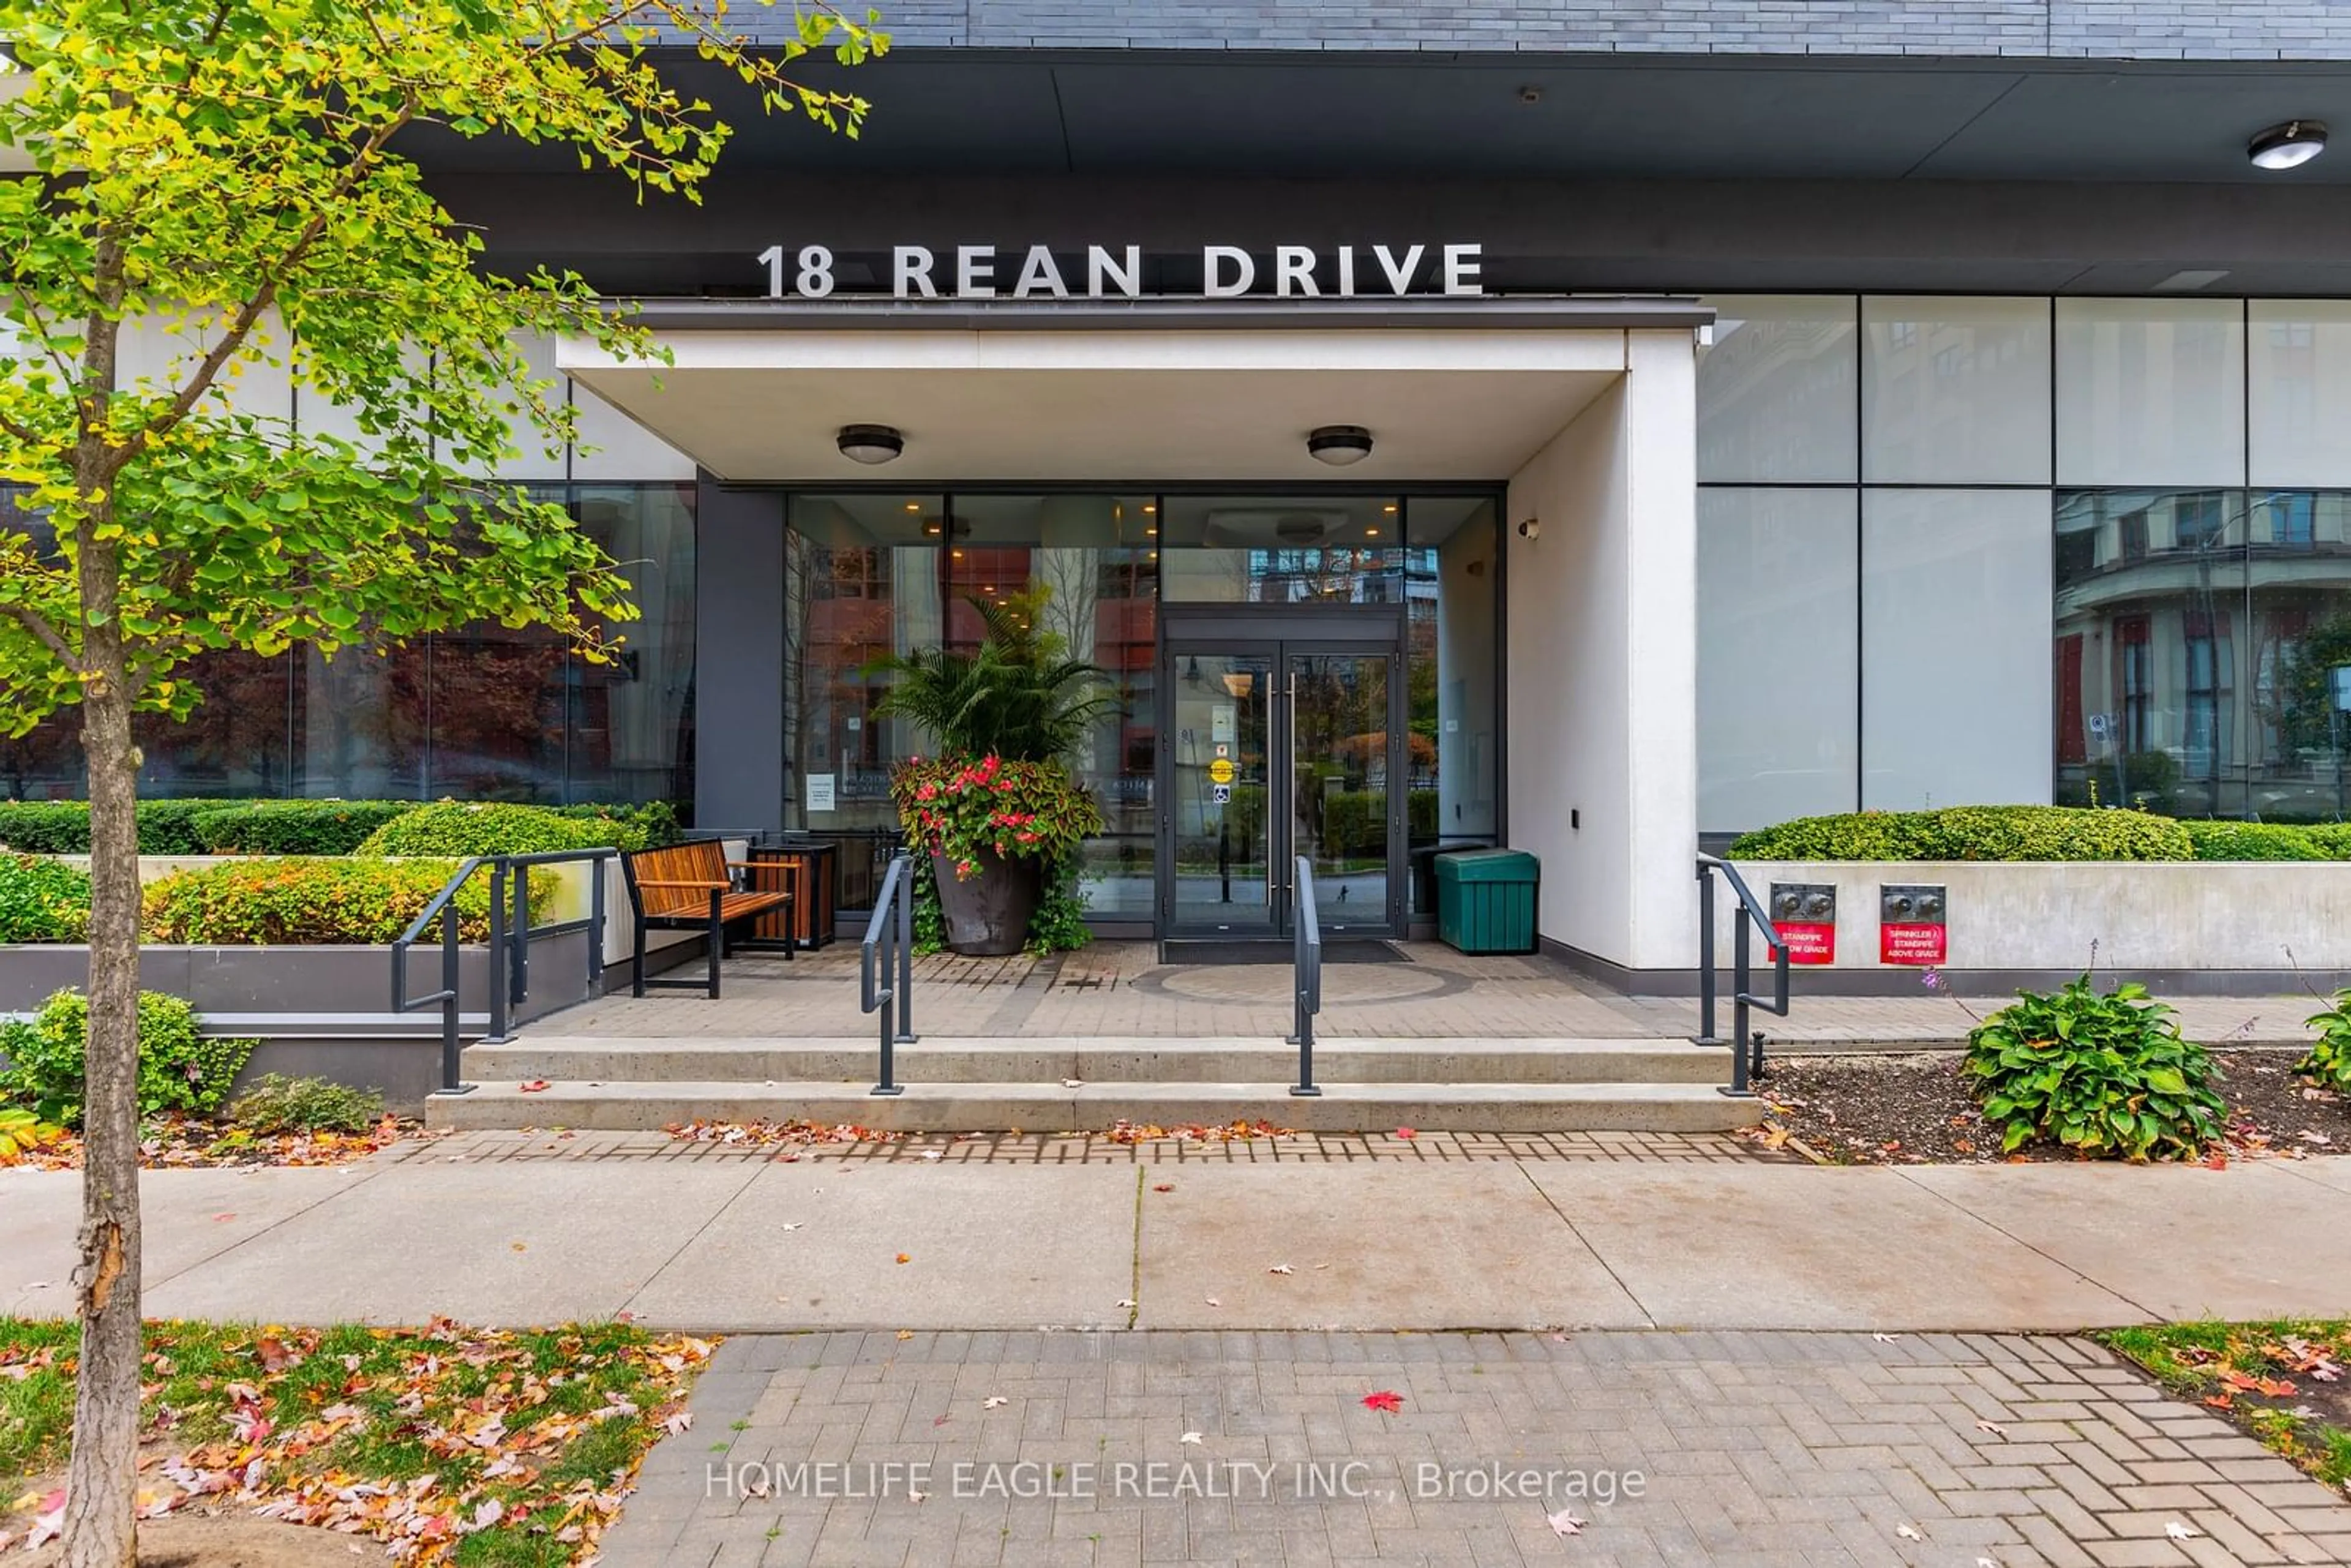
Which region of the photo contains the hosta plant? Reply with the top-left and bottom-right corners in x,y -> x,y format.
0,1105 -> 67,1163
2298,991 -> 2351,1095
1964,976 -> 2227,1160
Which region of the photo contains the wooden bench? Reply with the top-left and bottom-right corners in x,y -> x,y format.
620,839 -> 794,999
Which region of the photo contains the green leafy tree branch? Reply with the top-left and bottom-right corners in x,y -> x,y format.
0,2 -> 883,1561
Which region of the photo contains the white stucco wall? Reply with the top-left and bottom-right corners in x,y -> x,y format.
1505,330 -> 1701,973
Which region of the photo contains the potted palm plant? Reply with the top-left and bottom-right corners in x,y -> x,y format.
868,589 -> 1114,955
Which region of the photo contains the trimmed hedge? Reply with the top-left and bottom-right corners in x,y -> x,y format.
1728,805 -> 2351,863
140,857 -> 558,946
356,801 -> 648,857
0,853 -> 89,943
557,800 -> 681,849
1727,806 -> 2194,863
191,800 -> 419,855
0,796 -> 681,857
2175,819 -> 2328,862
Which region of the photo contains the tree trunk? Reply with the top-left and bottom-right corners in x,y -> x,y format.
61,606 -> 143,1567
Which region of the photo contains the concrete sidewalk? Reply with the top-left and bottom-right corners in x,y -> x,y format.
5,1150 -> 2349,1332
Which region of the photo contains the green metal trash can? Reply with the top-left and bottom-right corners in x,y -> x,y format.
1434,849 -> 1540,955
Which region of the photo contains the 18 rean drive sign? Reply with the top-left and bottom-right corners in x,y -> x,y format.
753,242 -> 1487,300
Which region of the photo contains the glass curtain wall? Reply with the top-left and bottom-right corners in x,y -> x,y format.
784,490 -> 1502,917
1701,294 -> 2351,832
0,482 -> 696,805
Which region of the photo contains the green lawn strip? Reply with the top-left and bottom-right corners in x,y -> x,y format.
2093,1320 -> 2351,1491
2,1319 -> 714,1566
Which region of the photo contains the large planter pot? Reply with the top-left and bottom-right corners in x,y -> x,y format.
932,850 -> 1042,956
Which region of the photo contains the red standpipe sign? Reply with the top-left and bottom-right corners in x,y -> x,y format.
1772,921 -> 1836,966
1880,922 -> 1948,966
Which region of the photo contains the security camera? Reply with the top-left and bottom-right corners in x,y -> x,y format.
1516,517 -> 1540,541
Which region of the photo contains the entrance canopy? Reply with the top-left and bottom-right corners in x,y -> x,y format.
558,297 -> 1706,483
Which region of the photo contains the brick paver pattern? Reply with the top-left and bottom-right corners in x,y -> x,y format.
552,943 -> 2315,1047
601,1329 -> 2351,1568
396,1127 -> 1796,1166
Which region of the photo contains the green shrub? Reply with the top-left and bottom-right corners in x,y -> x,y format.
0,801 -> 92,854
2177,819 -> 2328,861
191,800 -> 419,856
1963,977 -> 2227,1160
140,857 -> 555,945
557,800 -> 681,848
228,1073 -> 386,1135
358,801 -> 642,857
0,853 -> 89,943
1727,806 -> 2194,863
2299,823 -> 2351,860
134,798 -> 236,855
0,989 -> 257,1127
2299,991 -> 2351,1096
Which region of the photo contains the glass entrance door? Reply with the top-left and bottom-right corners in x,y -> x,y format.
1161,622 -> 1405,940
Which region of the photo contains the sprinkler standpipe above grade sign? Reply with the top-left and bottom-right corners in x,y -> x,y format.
752,242 -> 1488,301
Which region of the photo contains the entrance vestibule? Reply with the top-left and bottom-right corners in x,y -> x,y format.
1161,606 -> 1409,941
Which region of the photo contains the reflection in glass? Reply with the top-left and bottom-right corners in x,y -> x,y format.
1158,495 -> 1404,602
1169,651 -> 1273,933
1697,487 -> 1859,833
1405,497 -> 1499,913
1697,296 -> 1859,483
1862,296 -> 2051,485
571,483 -> 697,805
2055,299 -> 2246,488
1289,651 -> 1393,931
784,494 -> 943,860
2055,490 -> 2248,816
135,650 -> 291,797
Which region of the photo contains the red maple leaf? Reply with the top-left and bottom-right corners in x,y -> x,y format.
1362,1390 -> 1404,1414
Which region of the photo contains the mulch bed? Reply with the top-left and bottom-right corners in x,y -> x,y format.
1755,1047 -> 2349,1164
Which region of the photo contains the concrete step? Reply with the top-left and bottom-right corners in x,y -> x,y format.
461,1035 -> 1726,1086
424,1078 -> 1759,1134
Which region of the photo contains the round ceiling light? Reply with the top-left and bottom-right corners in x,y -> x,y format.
2249,120 -> 2328,171
1307,425 -> 1373,466
836,424 -> 904,464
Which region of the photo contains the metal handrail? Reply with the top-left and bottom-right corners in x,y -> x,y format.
1695,853 -> 1787,1097
861,849 -> 917,1095
395,847 -> 617,1096
1288,855 -> 1323,1097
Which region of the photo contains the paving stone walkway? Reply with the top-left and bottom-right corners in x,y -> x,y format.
553,943 -> 2319,1046
606,1329 -> 2351,1568
399,1128 -> 1792,1165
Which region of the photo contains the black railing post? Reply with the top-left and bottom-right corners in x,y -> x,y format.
588,851 -> 607,985
866,852 -> 907,1096
440,902 -> 467,1094
486,862 -> 510,1045
1290,855 -> 1321,1097
509,857 -> 530,1010
1727,914 -> 1753,1097
894,851 -> 916,1045
1695,861 -> 1720,1045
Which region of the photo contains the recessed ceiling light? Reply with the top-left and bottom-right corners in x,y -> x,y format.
904,501 -> 920,512
1143,504 -> 1156,514
1365,527 -> 1381,537
1382,505 -> 1398,514
2249,120 -> 2327,171
2153,269 -> 2231,292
